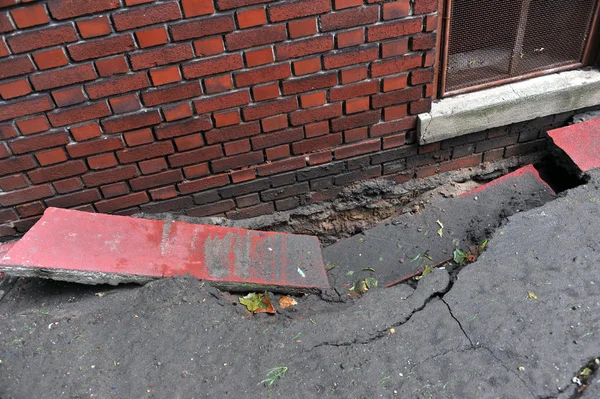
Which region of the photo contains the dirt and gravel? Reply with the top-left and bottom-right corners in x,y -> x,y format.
1,168 -> 599,399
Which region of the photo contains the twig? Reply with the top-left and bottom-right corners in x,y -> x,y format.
385,257 -> 453,288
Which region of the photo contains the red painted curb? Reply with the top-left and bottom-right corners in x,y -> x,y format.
549,118 -> 600,172
461,164 -> 556,197
0,208 -> 329,292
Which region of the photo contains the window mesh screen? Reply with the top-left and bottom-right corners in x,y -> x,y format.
444,0 -> 598,94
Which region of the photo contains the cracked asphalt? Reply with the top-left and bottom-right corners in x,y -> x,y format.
0,170 -> 599,399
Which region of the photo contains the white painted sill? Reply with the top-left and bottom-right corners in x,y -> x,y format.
417,68 -> 600,145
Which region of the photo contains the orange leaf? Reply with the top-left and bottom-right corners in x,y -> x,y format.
255,294 -> 276,314
278,296 -> 297,309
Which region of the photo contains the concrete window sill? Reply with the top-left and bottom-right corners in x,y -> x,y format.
417,69 -> 600,145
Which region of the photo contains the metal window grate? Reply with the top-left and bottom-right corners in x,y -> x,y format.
442,0 -> 599,95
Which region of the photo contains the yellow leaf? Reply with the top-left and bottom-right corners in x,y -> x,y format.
528,291 -> 538,300
278,296 -> 297,309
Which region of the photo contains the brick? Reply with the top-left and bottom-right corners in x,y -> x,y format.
183,162 -> 209,178
252,127 -> 303,149
219,178 -> 268,198
0,174 -> 29,191
0,142 -> 10,158
410,98 -> 431,114
216,0 -> 271,10
168,145 -> 223,167
96,56 -> 129,77
16,202 -> 44,218
288,17 -> 317,39
86,72 -> 149,99
30,64 -> 96,91
334,165 -> 381,185
163,103 -> 193,121
382,133 -> 406,149
276,35 -> 333,60
291,103 -> 343,126
149,66 -> 181,86
337,28 -> 364,48
194,90 -> 250,113
70,123 -> 102,141
48,0 -> 119,20
205,122 -> 260,144
300,91 -> 327,108
261,114 -> 288,132
266,144 -> 290,161
178,174 -> 230,194
100,182 -> 129,198
335,138 -> 380,159
282,72 -> 337,95
67,137 -> 124,158
0,184 -> 53,207
345,97 -> 370,114
341,66 -> 368,84
256,156 -> 305,176
323,45 -> 378,69
410,68 -> 434,85
35,148 -> 67,166
370,116 -> 416,137
8,24 -> 77,54
204,74 -> 233,95
262,182 -> 308,201
48,101 -> 110,127
305,121 -> 330,137
321,6 -> 378,31
211,151 -> 263,172
330,80 -> 379,102
292,133 -> 342,154
237,7 -> 267,29
175,134 -> 204,151
384,104 -> 408,120
28,160 -> 88,184
371,54 -> 422,77
87,153 -> 118,169
10,4 -> 49,28
155,116 -> 212,139
383,1 -> 410,20
148,186 -> 177,201
82,165 -> 139,187
142,81 -> 202,106
95,192 -> 149,213
383,75 -> 408,92
331,109 -> 381,132
0,11 -> 13,33
9,131 -> 69,154
0,78 -> 31,100
367,18 -> 423,42
136,26 -> 169,48
77,16 -> 111,39
0,55 -> 35,79
372,86 -> 421,108
504,139 -> 547,158
270,0 -> 331,22
52,87 -> 86,107
439,153 -> 483,173
243,97 -> 297,121
344,127 -> 368,142
475,134 -> 519,153
424,51 -> 435,68
193,37 -> 224,56
113,1 -> 182,31
182,53 -> 243,79
141,195 -> 193,213
68,34 -> 135,62
214,110 -> 241,128
230,168 -> 256,183
0,95 -> 54,122
370,143 -> 417,164
102,110 -> 162,134
252,83 -> 279,101
182,0 -> 215,17
226,24 -> 287,51
130,43 -> 194,71
130,169 -> 183,191
413,0 -> 437,14
293,57 -> 321,76
139,158 -> 168,174
45,189 -> 102,209
245,47 -> 274,67
117,141 -> 173,164
224,139 -> 251,155
334,0 -> 363,10
226,201 -> 274,219
382,38 -> 409,58
171,15 -> 234,41
0,125 -> 18,140
188,199 -> 236,217
236,193 -> 260,208
110,94 -> 141,114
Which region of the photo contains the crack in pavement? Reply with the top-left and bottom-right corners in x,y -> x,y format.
441,297 -> 474,347
480,345 -> 537,399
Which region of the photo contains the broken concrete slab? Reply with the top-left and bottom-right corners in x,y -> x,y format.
0,208 -> 329,293
461,164 -> 556,197
549,117 -> 600,172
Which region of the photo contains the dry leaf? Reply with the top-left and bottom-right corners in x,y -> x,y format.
278,296 -> 297,309
528,291 -> 538,300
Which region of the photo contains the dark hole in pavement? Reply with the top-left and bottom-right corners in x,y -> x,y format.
535,155 -> 588,194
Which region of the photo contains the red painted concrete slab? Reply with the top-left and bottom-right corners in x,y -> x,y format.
549,118 -> 600,172
461,164 -> 556,197
0,208 -> 329,292
0,241 -> 16,280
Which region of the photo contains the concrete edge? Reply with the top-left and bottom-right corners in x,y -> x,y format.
418,69 -> 600,145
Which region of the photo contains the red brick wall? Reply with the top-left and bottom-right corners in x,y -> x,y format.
0,0 -> 544,240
